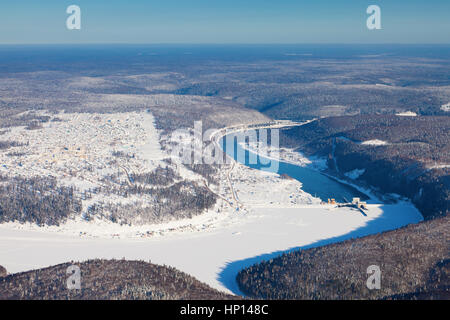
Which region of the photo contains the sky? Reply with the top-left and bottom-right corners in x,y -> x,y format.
0,0 -> 449,44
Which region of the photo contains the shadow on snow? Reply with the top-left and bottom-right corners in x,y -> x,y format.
217,204 -> 421,296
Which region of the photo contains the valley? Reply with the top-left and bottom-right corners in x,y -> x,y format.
0,44 -> 448,300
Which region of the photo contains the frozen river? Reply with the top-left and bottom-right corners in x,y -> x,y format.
0,130 -> 423,295
220,131 -> 369,203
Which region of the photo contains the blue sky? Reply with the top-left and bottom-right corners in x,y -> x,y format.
0,0 -> 449,44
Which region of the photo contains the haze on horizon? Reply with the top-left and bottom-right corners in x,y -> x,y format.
0,0 -> 449,45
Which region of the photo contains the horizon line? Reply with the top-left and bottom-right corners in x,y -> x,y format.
0,42 -> 450,46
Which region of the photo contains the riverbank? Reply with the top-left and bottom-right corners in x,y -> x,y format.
0,202 -> 423,295
0,121 -> 425,295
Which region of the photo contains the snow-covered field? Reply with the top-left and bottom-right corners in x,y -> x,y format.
0,111 -> 166,178
0,111 -> 169,220
344,168 -> 366,180
396,111 -> 417,117
441,102 -> 450,112
361,139 -> 389,146
230,163 -> 321,207
0,202 -> 423,294
0,119 -> 424,295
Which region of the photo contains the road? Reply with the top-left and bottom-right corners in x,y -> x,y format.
208,119 -> 314,213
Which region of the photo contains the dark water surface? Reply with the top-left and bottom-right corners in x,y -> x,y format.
221,132 -> 369,203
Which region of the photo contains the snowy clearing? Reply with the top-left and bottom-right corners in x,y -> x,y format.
426,163 -> 450,170
344,168 -> 366,180
396,111 -> 417,117
361,139 -> 389,146
441,102 -> 450,112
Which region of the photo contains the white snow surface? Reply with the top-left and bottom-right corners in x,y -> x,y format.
0,120 -> 424,295
0,202 -> 423,295
441,102 -> 450,112
396,111 -> 417,117
344,168 -> 366,180
0,110 -> 178,223
361,139 -> 389,146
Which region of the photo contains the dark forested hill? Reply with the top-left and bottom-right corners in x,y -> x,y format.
280,115 -> 450,219
0,259 -> 234,300
237,216 -> 449,300
236,115 -> 449,300
0,265 -> 6,277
